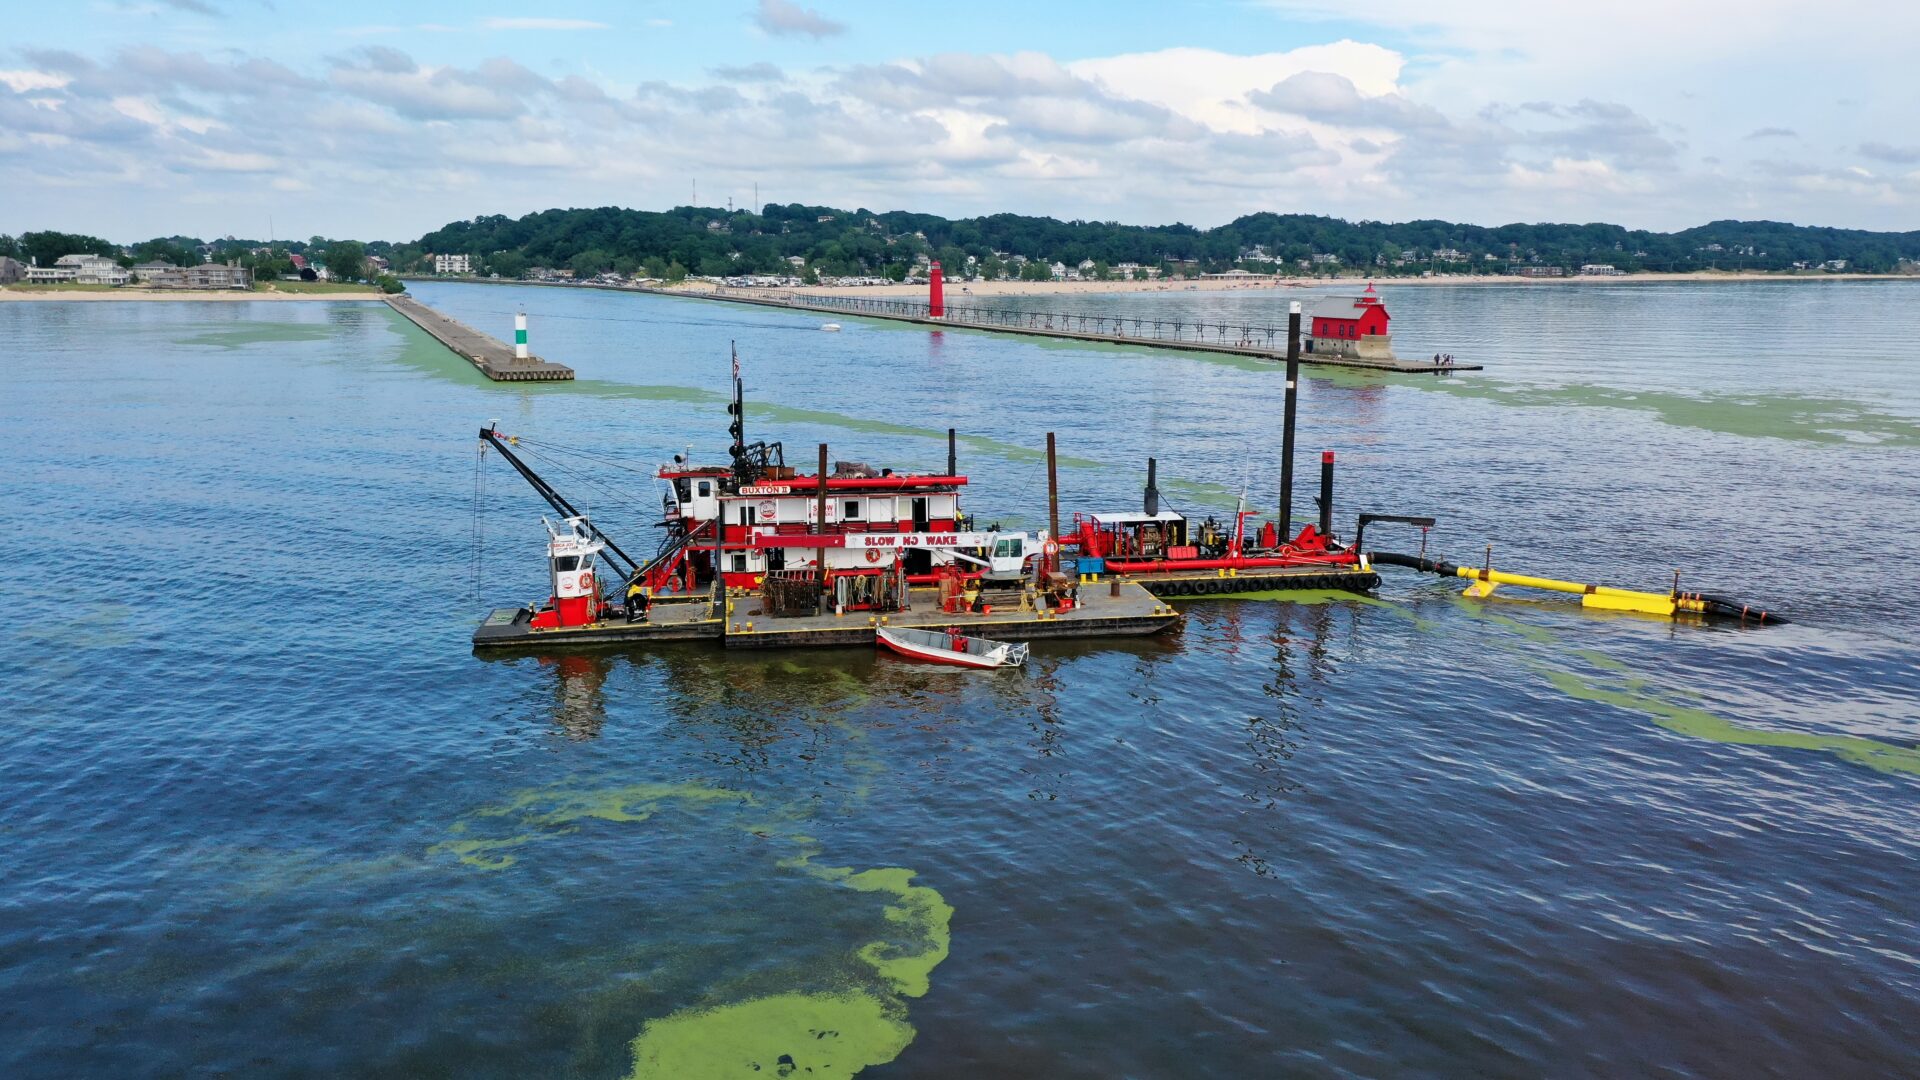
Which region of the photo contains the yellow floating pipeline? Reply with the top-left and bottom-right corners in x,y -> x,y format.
1364,552 -> 1787,624
1453,566 -> 1706,617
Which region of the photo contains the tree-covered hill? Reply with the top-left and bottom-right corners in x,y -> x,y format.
406,204 -> 1920,280
9,208 -> 1918,284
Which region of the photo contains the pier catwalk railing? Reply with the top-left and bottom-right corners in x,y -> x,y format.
696,287 -> 1478,373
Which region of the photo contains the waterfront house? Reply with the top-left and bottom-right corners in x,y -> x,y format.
55,253 -> 131,286
131,260 -> 178,282
0,256 -> 22,284
146,261 -> 253,289
1306,284 -> 1393,360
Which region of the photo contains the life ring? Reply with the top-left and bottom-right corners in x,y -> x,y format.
578,572 -> 594,590
757,499 -> 777,519
1043,539 -> 1060,556
865,549 -> 883,563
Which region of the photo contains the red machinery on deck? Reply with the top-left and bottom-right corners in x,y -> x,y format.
1065,454 -> 1360,576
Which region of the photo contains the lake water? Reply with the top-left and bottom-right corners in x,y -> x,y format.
3,280 -> 1917,1077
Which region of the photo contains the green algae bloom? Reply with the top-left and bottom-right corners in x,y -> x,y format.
429,782 -> 751,869
1539,668 -> 1920,777
1190,587 -> 1393,606
1442,379 -> 1920,447
620,864 -> 952,1079
436,781 -> 955,1077
626,991 -> 913,1080
1451,608 -> 1919,779
844,868 -> 952,998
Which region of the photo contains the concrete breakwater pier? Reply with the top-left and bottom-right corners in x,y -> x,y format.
658,286 -> 1481,373
385,294 -> 574,381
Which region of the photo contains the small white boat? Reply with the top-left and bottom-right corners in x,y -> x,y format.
820,322 -> 842,332
876,625 -> 1028,669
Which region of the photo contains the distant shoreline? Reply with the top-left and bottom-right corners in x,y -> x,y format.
790,270 -> 1912,300
0,286 -> 384,302
401,270 -> 1912,304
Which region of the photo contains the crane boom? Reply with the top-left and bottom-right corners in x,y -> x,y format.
478,425 -> 640,579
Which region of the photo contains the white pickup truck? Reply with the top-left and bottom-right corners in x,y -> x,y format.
945,531 -> 1047,583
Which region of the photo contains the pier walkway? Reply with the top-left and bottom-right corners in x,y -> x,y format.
386,295 -> 574,381
658,287 -> 1480,373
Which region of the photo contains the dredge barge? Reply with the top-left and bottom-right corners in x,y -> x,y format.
472,316 -> 1788,658
472,356 -> 1181,652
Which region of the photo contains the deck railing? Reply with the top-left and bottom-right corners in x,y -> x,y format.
714,288 -> 1294,351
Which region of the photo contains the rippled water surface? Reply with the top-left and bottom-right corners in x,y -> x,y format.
3,280 -> 1917,1078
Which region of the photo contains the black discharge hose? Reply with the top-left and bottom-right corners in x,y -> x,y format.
1366,551 -> 1455,575
1365,551 -> 1791,625
1686,592 -> 1791,625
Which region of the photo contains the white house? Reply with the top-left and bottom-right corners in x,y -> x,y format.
54,254 -> 130,286
433,253 -> 472,275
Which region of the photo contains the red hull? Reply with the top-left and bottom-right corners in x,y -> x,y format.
876,631 -> 1005,668
1099,553 -> 1359,574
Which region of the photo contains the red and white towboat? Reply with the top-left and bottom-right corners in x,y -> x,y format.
631,364 -> 1047,609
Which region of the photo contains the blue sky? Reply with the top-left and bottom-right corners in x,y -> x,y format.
6,1 -> 1916,241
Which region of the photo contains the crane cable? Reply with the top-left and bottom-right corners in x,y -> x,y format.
471,438 -> 487,606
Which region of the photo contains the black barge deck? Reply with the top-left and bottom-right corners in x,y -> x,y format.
472,582 -> 1180,651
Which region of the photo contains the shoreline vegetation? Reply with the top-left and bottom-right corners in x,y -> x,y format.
12,209 -> 1917,304
413,206 -> 1920,282
6,269 -> 1905,305
397,268 -> 1913,303
0,282 -> 384,301
714,269 -> 1910,299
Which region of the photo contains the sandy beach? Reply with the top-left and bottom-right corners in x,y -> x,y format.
661,269 -> 1906,302
0,286 -> 385,301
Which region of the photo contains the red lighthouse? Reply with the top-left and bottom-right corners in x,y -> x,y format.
928,260 -> 944,318
1306,282 -> 1392,359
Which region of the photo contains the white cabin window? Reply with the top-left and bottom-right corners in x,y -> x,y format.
697,481 -> 712,497
731,553 -> 748,573
842,499 -> 863,521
